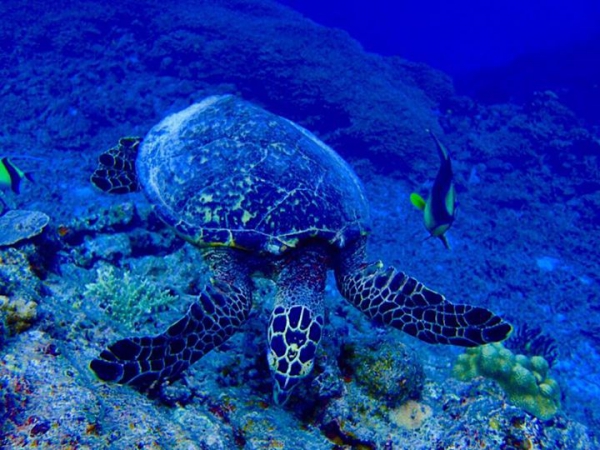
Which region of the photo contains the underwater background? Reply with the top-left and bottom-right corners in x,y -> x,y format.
1,0 -> 599,448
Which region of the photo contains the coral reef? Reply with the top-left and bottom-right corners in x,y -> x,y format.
0,0 -> 453,176
342,341 -> 424,406
453,342 -> 561,420
388,400 -> 432,430
0,295 -> 38,336
0,248 -> 45,303
57,201 -> 180,268
84,264 -> 177,329
0,210 -> 49,247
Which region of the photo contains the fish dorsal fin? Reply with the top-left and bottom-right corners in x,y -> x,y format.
91,137 -> 142,194
410,192 -> 426,211
428,130 -> 450,162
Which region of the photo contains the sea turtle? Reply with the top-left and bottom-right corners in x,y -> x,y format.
89,95 -> 511,404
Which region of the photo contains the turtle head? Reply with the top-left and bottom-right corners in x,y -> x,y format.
267,305 -> 323,405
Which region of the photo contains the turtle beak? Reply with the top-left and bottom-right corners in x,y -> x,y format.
270,370 -> 299,406
273,384 -> 291,406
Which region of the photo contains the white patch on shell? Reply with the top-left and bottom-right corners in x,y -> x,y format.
140,96 -> 227,221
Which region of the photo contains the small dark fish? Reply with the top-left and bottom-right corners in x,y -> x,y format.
410,131 -> 456,249
0,157 -> 34,194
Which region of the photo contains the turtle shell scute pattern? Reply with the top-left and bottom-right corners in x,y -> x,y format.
137,95 -> 370,254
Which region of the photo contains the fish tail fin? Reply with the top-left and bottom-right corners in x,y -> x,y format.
410,192 -> 426,211
91,137 -> 142,194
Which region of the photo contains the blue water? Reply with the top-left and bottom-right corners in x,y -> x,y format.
279,0 -> 600,75
1,0 -> 599,448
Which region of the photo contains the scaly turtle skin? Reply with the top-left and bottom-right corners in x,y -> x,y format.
90,95 -> 511,404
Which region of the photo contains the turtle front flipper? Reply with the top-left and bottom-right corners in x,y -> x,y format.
91,264 -> 252,392
268,247 -> 327,405
91,137 -> 142,194
336,241 -> 511,347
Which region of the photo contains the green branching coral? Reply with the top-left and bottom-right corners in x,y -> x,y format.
453,342 -> 560,420
84,265 -> 177,329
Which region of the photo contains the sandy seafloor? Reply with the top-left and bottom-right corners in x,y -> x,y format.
1,0 -> 599,448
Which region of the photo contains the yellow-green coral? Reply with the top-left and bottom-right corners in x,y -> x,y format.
453,342 -> 560,420
84,265 -> 177,329
0,295 -> 38,335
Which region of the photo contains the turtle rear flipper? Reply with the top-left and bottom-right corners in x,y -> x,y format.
91,278 -> 252,391
91,137 -> 142,194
